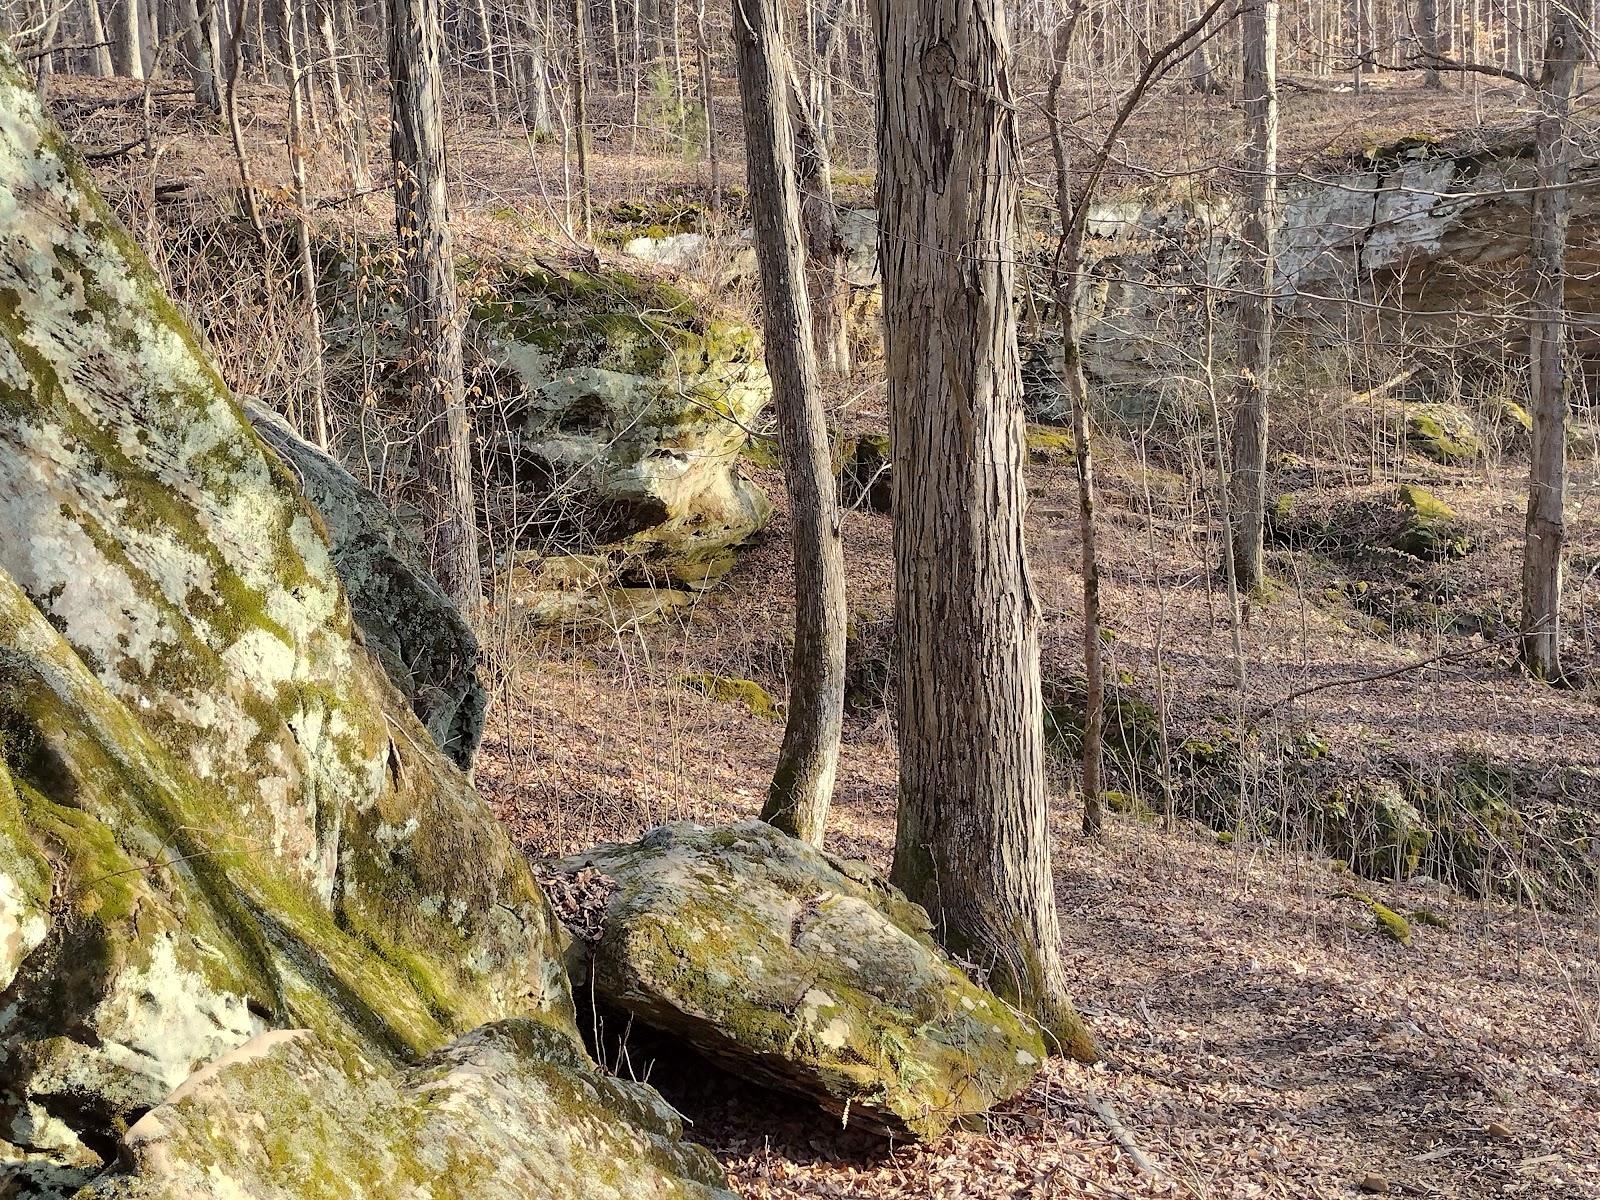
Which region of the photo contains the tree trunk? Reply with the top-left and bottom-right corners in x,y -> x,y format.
877,0 -> 1095,1060
179,0 -> 222,110
569,0 -> 592,232
733,0 -> 848,847
790,76 -> 848,374
276,0 -> 329,447
389,0 -> 483,608
1520,9 -> 1579,681
1229,0 -> 1276,595
110,0 -> 144,76
1188,0 -> 1224,92
695,0 -> 720,216
1417,0 -> 1442,85
84,0 -> 116,75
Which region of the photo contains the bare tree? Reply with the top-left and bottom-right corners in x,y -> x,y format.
1229,0 -> 1277,595
1521,6 -> 1581,681
1045,0 -> 1231,838
790,75 -> 849,374
733,0 -> 848,846
389,0 -> 482,608
878,0 -> 1096,1059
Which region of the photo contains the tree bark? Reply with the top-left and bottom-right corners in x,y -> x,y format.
1229,0 -> 1276,595
569,0 -> 592,232
789,75 -> 849,374
110,0 -> 144,76
1417,0 -> 1442,85
389,0 -> 483,608
877,0 -> 1095,1059
178,0 -> 222,109
1520,9 -> 1579,681
733,0 -> 848,847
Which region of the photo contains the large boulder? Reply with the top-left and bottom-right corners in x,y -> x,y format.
552,821 -> 1046,1140
85,1022 -> 731,1200
245,402 -> 487,768
322,251 -> 773,591
0,49 -> 726,1198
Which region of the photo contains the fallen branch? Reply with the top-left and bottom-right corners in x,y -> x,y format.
1088,1093 -> 1169,1182
1255,632 -> 1520,719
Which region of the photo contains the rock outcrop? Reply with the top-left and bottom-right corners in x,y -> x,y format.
0,49 -> 727,1198
323,251 -> 773,592
553,821 -> 1046,1140
84,1022 -> 731,1200
246,402 -> 487,768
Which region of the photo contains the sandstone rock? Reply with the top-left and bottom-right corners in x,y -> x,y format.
554,821 -> 1046,1140
84,1022 -> 733,1200
246,402 -> 487,768
1400,402 -> 1483,464
0,52 -> 726,1198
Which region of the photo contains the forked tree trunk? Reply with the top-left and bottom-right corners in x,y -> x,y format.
733,0 -> 847,846
1521,9 -> 1580,681
178,0 -> 222,109
389,0 -> 483,608
878,0 -> 1096,1060
1229,0 -> 1276,595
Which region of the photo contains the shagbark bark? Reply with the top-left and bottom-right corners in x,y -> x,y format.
734,0 -> 848,847
389,0 -> 483,608
1229,0 -> 1276,595
877,0 -> 1095,1059
1520,9 -> 1580,681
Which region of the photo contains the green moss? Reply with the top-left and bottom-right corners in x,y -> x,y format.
1393,485 -> 1473,559
1025,425 -> 1076,463
1405,403 -> 1483,464
680,673 -> 781,720
1336,889 -> 1412,945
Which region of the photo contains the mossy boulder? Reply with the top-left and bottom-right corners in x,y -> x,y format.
322,247 -> 773,590
552,821 -> 1047,1140
1026,425 -> 1077,464
1318,779 -> 1431,879
1403,403 -> 1482,464
838,432 -> 893,514
498,552 -> 691,634
84,1021 -> 734,1200
246,402 -> 486,768
0,55 -> 728,1198
1393,485 -> 1473,560
679,673 -> 780,719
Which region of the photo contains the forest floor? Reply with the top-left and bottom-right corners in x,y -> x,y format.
57,69 -> 1600,1199
476,428 -> 1600,1200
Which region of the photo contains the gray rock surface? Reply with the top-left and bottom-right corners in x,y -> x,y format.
553,821 -> 1046,1140
246,402 -> 487,768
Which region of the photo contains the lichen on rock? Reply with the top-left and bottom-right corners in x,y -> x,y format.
84,1021 -> 735,1200
554,820 -> 1047,1140
0,51 -> 729,1198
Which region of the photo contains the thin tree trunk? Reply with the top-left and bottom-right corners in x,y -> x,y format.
878,0 -> 1096,1060
790,76 -> 848,373
318,0 -> 369,188
276,0 -> 329,448
389,0 -> 483,607
569,0 -> 592,232
1520,9 -> 1579,680
1189,0 -> 1224,91
695,0 -> 720,217
1229,0 -> 1276,594
733,0 -> 848,847
474,0 -> 501,124
225,0 -> 267,241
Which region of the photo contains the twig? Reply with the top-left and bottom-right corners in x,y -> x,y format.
1254,633 -> 1520,718
1088,1092 -> 1170,1182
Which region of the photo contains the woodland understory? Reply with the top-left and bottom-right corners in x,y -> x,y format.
7,4 -> 1600,1194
